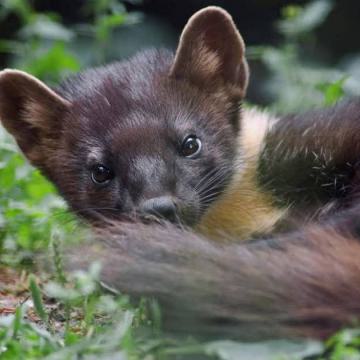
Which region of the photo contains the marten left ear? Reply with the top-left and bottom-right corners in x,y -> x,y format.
0,69 -> 71,169
170,6 -> 249,98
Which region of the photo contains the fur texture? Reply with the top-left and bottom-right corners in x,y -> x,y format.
65,205 -> 360,340
197,108 -> 285,239
1,6 -> 360,341
259,99 -> 360,205
0,7 -> 250,228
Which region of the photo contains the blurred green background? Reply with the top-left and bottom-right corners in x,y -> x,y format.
1,2 -> 360,359
1,0 -> 360,110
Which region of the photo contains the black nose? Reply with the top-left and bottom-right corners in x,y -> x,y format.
139,196 -> 177,221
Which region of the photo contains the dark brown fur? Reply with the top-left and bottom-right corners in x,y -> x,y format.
2,6 -> 360,341
0,8 -> 249,225
260,99 -> 360,210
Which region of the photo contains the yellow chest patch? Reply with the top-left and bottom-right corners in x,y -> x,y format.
196,108 -> 286,241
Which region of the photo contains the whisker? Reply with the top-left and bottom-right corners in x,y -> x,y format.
198,169 -> 231,198
200,190 -> 224,203
195,163 -> 231,191
194,167 -> 221,192
196,167 -> 230,195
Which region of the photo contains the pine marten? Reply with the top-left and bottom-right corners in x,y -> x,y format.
1,7 -> 360,341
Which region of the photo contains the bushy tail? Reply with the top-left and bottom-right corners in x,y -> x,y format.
64,206 -> 360,341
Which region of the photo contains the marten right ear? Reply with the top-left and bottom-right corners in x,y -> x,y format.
170,6 -> 249,99
0,70 -> 70,168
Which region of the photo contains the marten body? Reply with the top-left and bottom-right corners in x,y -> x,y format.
1,6 -> 360,340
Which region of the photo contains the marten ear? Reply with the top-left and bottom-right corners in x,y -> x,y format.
170,6 -> 249,98
0,69 -> 70,167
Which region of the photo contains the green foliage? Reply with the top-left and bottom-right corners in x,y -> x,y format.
0,302 -> 135,359
278,0 -> 333,38
0,0 -> 359,359
20,42 -> 80,82
316,77 -> 347,105
0,126 -> 74,258
0,0 -> 79,82
0,310 -> 58,359
29,275 -> 49,325
248,0 -> 358,113
325,329 -> 360,360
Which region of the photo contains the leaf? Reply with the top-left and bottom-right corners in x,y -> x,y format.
278,0 -> 334,37
317,77 -> 347,105
29,275 -> 48,325
21,42 -> 80,81
205,339 -> 324,360
12,306 -> 22,339
0,0 -> 33,22
19,15 -> 74,41
95,13 -> 127,41
44,282 -> 80,302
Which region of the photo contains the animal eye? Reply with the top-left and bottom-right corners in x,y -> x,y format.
91,164 -> 114,184
181,135 -> 202,158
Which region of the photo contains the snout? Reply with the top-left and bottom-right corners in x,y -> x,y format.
139,196 -> 177,222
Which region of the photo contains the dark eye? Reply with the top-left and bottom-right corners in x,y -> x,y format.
181,135 -> 202,158
91,164 -> 114,184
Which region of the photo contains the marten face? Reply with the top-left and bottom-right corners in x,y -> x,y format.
52,50 -> 239,225
0,7 -> 249,226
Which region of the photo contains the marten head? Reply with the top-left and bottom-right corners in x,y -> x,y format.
0,7 -> 248,226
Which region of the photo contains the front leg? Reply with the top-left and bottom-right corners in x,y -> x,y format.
258,98 -> 360,215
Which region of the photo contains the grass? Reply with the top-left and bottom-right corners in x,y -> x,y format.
1,0 -> 360,359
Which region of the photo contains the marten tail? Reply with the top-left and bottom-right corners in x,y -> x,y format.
63,206 -> 360,341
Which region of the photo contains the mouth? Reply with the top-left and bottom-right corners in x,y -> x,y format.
137,206 -> 201,227
77,202 -> 202,227
139,213 -> 165,224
